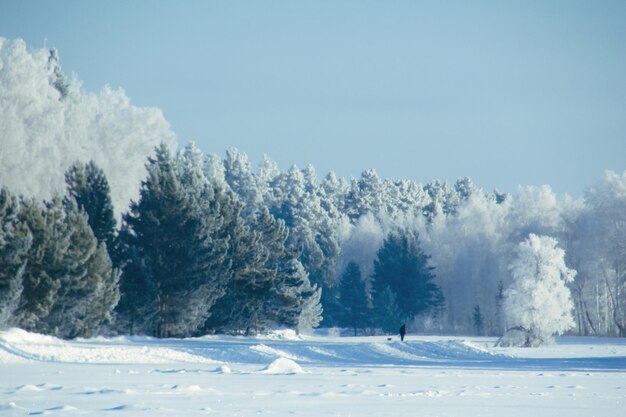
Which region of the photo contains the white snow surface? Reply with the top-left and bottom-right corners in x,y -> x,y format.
1,329 -> 625,416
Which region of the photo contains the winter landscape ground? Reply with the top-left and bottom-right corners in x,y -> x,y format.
1,329 -> 625,417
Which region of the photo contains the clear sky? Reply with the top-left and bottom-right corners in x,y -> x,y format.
1,0 -> 625,195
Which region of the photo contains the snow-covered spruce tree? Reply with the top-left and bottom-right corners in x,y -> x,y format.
14,196 -> 119,337
297,278 -> 323,333
371,229 -> 442,327
42,199 -> 119,338
12,197 -> 61,331
223,147 -> 262,219
267,257 -> 322,333
203,196 -> 275,335
266,165 -> 342,320
64,160 -> 117,251
338,261 -> 371,336
118,143 -> 230,338
500,234 -> 576,347
0,187 -> 32,328
252,207 -> 320,332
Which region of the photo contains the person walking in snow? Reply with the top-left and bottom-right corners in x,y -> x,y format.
399,324 -> 406,341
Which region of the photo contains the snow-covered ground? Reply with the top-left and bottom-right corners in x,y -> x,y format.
1,329 -> 625,416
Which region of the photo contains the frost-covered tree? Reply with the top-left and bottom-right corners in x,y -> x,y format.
297,281 -> 323,333
204,199 -> 276,335
0,38 -> 176,215
118,144 -> 230,338
551,171 -> 626,337
268,165 -> 341,298
0,188 -> 31,328
223,148 -> 262,219
12,198 -> 61,331
13,196 -> 119,338
344,169 -> 387,221
65,160 -> 117,250
41,199 -> 120,338
338,261 -> 371,336
502,234 -> 576,346
271,257 -> 322,333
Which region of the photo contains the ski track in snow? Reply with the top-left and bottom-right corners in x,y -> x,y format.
1,329 -> 625,416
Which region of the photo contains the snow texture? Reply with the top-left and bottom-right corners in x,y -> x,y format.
0,329 -> 625,416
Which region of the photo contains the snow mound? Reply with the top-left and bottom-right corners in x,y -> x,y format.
216,365 -> 231,374
261,357 -> 305,374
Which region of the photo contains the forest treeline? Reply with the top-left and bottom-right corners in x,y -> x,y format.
1,39 -> 625,339
1,142 -> 625,339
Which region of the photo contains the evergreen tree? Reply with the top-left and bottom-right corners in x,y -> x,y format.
112,225 -> 158,335
338,261 -> 371,336
374,286 -> 402,334
64,160 -> 117,250
270,257 -> 322,333
371,230 -> 441,324
268,165 -> 342,315
202,192 -> 270,335
0,188 -> 31,328
40,199 -> 119,338
472,304 -> 484,335
118,143 -> 230,338
14,197 -> 63,331
297,279 -> 323,333
223,148 -> 262,219
14,196 -> 119,337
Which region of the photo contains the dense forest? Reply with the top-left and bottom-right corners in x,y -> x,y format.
2,144 -> 625,339
1,38 -> 625,339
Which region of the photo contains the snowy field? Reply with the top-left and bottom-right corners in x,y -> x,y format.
1,329 -> 625,416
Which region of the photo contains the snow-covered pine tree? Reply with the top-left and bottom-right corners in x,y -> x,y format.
271,256 -> 322,334
119,143 -> 230,338
223,148 -> 262,220
321,171 -> 349,213
14,197 -> 64,331
0,187 -> 31,328
40,198 -> 119,338
344,169 -> 386,221
502,234 -> 576,346
338,261 -> 371,336
64,160 -> 117,251
256,155 -> 281,202
297,278 -> 323,334
13,196 -> 119,337
202,190 -> 273,335
267,165 -> 340,300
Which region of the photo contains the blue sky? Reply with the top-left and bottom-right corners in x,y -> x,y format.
1,1 -> 625,195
